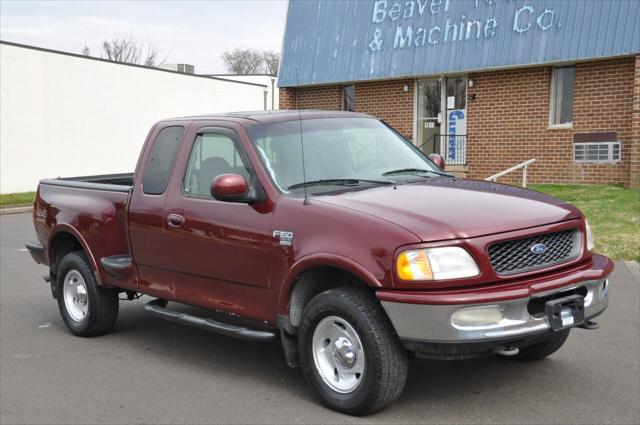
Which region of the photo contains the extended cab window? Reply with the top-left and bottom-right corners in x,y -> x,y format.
142,126 -> 184,195
184,133 -> 250,197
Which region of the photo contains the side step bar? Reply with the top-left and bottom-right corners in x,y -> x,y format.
144,299 -> 277,342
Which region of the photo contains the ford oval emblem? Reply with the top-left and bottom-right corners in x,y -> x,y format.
530,243 -> 547,255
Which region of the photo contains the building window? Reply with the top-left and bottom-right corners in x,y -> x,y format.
342,85 -> 355,111
550,66 -> 575,126
574,142 -> 620,163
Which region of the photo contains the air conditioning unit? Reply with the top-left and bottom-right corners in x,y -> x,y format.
158,63 -> 195,74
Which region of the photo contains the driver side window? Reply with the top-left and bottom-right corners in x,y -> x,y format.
184,133 -> 250,198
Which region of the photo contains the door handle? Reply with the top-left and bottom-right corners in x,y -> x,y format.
167,214 -> 185,228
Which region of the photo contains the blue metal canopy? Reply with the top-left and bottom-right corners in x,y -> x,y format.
279,0 -> 639,87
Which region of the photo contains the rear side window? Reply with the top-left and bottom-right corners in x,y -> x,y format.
142,126 -> 184,195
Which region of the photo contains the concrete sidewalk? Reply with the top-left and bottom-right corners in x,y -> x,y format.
0,205 -> 32,215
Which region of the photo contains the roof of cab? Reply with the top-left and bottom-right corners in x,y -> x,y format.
164,110 -> 372,126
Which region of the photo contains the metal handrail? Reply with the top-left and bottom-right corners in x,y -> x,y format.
485,159 -> 536,188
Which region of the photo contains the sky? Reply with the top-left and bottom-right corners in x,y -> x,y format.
0,0 -> 289,74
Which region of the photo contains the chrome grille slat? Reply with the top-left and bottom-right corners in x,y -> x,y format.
488,229 -> 580,275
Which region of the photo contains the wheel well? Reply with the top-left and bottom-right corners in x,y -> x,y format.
287,266 -> 373,328
49,232 -> 83,276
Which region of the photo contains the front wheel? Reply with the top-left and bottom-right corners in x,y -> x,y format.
298,287 -> 408,415
512,329 -> 571,362
56,251 -> 119,337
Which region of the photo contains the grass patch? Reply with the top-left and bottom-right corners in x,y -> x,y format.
530,184 -> 640,262
0,192 -> 36,207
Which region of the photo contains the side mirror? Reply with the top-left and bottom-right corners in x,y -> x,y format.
428,153 -> 445,170
210,174 -> 250,203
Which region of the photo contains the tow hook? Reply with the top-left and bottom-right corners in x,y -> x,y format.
494,346 -> 520,356
578,319 -> 599,330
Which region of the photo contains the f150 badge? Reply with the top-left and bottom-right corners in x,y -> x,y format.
273,230 -> 294,246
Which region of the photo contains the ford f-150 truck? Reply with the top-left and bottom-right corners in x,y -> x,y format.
28,111 -> 613,415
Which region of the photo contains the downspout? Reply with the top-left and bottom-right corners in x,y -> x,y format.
271,78 -> 276,110
263,87 -> 268,111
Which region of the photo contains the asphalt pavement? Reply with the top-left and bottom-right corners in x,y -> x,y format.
1,212 -> 639,424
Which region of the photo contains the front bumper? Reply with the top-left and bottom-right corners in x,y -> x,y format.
378,255 -> 613,351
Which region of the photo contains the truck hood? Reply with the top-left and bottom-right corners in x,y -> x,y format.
314,179 -> 582,241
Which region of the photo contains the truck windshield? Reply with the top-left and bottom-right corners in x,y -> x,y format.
248,117 -> 442,192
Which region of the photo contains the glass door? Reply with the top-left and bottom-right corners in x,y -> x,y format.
416,79 -> 442,155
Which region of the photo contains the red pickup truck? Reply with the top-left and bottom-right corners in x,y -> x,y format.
28,111 -> 612,415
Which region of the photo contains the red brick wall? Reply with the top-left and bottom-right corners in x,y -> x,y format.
353,80 -> 414,140
279,86 -> 341,110
631,55 -> 640,188
280,57 -> 637,186
467,57 -> 636,185
279,80 -> 414,140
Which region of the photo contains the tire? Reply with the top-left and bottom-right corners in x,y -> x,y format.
56,251 -> 119,337
512,329 -> 571,362
298,287 -> 408,415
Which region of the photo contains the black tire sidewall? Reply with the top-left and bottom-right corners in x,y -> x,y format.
56,252 -> 99,335
299,289 -> 394,414
514,329 -> 571,361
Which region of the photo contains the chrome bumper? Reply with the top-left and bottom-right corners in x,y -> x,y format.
381,278 -> 609,343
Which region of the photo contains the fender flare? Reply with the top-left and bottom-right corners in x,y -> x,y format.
276,253 -> 383,316
48,224 -> 102,285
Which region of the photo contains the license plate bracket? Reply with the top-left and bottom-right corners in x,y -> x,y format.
545,294 -> 585,331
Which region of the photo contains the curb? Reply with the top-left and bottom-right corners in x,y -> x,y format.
624,261 -> 639,281
0,206 -> 33,215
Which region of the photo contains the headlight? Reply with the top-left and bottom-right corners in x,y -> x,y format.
397,247 -> 479,281
585,220 -> 595,251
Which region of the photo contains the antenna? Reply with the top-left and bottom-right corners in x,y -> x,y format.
295,67 -> 310,205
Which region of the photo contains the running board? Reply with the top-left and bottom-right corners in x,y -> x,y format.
144,299 -> 277,342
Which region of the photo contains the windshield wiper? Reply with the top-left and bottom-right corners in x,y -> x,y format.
382,168 -> 453,178
288,178 -> 395,190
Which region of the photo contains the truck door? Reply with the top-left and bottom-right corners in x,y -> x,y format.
128,124 -> 186,299
163,125 -> 274,321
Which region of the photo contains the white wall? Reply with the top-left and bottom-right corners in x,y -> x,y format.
206,74 -> 279,111
0,43 -> 267,194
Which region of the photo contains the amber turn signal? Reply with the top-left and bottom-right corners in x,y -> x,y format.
397,250 -> 434,281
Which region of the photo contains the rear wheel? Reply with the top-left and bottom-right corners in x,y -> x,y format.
56,251 -> 119,337
512,329 -> 571,362
298,287 -> 408,415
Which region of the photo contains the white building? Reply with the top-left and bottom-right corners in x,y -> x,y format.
0,41 -> 268,194
202,74 -> 279,111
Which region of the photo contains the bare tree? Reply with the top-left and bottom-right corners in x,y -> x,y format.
82,36 -> 165,67
262,51 -> 280,75
101,36 -> 163,66
221,48 -> 264,74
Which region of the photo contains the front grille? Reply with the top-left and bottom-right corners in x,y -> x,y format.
488,229 -> 581,275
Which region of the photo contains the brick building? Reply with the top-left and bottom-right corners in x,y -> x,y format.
278,1 -> 640,187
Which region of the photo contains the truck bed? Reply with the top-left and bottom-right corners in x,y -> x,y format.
34,172 -> 136,291
40,173 -> 134,192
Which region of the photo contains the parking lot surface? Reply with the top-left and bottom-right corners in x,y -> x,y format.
1,212 -> 639,424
